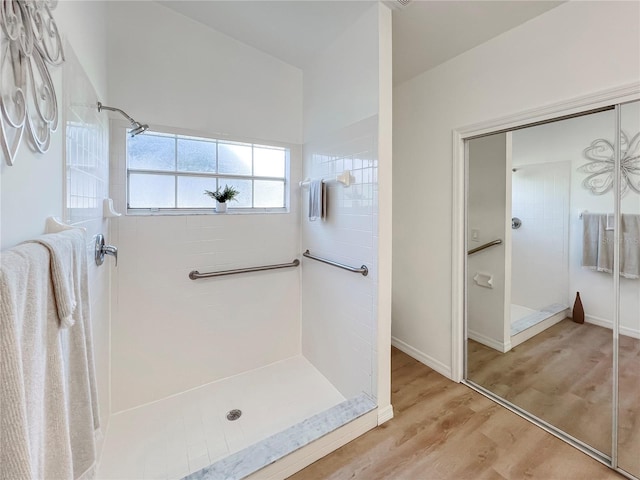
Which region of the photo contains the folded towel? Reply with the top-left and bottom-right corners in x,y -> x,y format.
1,242 -> 74,479
29,230 -> 100,479
2,229 -> 100,480
309,179 -> 326,221
25,232 -> 77,328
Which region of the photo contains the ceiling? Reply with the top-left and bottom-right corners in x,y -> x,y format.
159,0 -> 564,85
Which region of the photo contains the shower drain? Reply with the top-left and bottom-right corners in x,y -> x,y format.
226,409 -> 242,421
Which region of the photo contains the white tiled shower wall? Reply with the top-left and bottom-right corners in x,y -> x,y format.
301,116 -> 379,400
510,160 -> 570,310
63,44 -> 111,440
109,129 -> 303,412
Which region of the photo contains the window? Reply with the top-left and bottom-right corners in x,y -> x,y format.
126,130 -> 288,212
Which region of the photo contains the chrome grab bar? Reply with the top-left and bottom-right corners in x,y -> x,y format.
468,239 -> 503,256
189,259 -> 300,280
303,249 -> 368,276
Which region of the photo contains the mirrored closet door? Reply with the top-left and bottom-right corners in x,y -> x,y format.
464,100 -> 640,479
617,100 -> 640,478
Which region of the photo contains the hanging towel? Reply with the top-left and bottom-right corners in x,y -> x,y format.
25,231 -> 77,328
582,213 -> 640,279
621,214 -> 640,279
27,229 -> 100,479
1,242 -> 74,479
308,179 -> 326,221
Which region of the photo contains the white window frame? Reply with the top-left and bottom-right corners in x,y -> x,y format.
121,124 -> 291,215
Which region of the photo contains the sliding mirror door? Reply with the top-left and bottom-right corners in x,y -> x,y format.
617,100 -> 640,478
466,108 -> 617,457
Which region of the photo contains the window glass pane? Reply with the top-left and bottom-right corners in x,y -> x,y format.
127,133 -> 175,171
254,180 -> 284,208
177,176 -> 219,208
219,179 -> 252,208
177,137 -> 216,173
219,142 -> 252,175
129,174 -> 175,208
254,146 -> 285,178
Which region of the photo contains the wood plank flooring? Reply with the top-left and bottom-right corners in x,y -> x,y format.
468,319 -> 640,476
289,347 -> 622,480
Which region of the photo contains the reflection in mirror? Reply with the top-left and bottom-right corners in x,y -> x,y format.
617,100 -> 640,478
466,109 -> 616,456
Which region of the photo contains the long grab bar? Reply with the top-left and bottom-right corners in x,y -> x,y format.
303,249 -> 368,276
189,259 -> 300,280
468,239 -> 503,256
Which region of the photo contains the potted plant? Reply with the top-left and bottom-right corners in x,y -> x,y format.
204,185 -> 240,213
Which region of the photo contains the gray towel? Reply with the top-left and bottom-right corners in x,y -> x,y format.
582,213 -> 640,279
621,214 -> 640,279
308,179 -> 326,221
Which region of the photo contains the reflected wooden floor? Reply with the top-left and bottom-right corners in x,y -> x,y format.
468,319 -> 640,475
289,347 -> 622,480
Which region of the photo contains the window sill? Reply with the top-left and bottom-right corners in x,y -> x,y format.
126,208 -> 289,216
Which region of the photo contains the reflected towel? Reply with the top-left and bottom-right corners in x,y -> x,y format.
582,213 -> 640,279
308,180 -> 326,221
621,214 -> 640,279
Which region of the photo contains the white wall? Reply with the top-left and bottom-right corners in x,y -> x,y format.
107,2 -> 302,145
466,133 -> 509,351
301,4 -> 381,401
106,1 -> 304,411
393,1 -> 640,375
0,0 -> 111,451
511,109 -> 639,337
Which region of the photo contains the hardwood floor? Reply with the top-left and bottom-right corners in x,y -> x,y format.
289,347 -> 622,480
468,319 -> 640,476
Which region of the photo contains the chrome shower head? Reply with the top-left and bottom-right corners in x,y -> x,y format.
97,102 -> 149,137
129,122 -> 149,137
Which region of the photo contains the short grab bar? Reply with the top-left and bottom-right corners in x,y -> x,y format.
303,249 -> 368,276
467,239 -> 502,256
189,259 -> 300,280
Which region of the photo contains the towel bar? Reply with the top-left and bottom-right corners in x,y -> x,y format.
189,259 -> 300,280
302,250 -> 368,276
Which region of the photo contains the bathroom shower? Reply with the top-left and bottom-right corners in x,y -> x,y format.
97,102 -> 149,137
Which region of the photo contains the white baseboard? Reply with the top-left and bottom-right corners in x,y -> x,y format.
391,336 -> 452,379
467,330 -> 510,353
246,410 -> 378,480
377,404 -> 394,425
585,315 -> 640,339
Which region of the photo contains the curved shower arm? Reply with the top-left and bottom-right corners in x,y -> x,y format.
97,102 -> 136,124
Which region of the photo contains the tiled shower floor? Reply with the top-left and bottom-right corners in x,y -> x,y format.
97,356 -> 344,479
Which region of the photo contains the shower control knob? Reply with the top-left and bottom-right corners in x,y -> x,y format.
512,217 -> 522,229
95,234 -> 118,266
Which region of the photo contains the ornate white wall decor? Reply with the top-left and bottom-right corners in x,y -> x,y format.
0,0 -> 64,166
580,130 -> 640,195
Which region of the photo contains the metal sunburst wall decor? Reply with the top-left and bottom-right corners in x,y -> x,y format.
579,130 -> 640,196
0,0 -> 64,166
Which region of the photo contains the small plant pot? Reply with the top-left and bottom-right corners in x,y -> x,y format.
216,201 -> 227,213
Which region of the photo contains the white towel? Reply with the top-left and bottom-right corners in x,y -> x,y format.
27,229 -> 100,479
1,229 -> 100,480
1,242 -> 74,479
26,231 -> 77,328
308,179 -> 326,221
